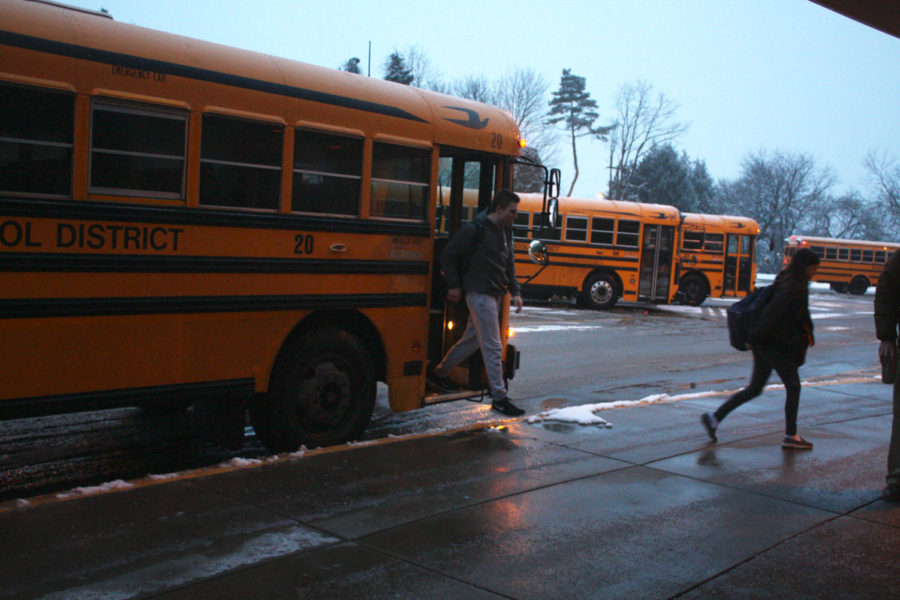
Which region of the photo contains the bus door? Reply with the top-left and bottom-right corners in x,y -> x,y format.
638,224 -> 675,303
430,152 -> 496,384
724,235 -> 754,295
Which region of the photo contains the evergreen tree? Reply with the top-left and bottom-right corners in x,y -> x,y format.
689,159 -> 715,213
629,145 -> 715,212
546,69 -> 613,195
630,145 -> 690,206
383,52 -> 413,85
341,57 -> 361,74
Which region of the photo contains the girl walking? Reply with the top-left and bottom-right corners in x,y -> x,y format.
702,248 -> 820,448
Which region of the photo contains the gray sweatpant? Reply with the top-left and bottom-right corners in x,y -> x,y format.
433,291 -> 507,402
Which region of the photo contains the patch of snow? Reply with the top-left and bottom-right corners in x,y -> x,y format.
56,479 -> 134,499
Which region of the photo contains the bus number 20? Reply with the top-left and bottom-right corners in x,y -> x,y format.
294,233 -> 314,254
491,132 -> 503,149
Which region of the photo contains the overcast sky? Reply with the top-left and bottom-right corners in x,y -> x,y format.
62,0 -> 899,200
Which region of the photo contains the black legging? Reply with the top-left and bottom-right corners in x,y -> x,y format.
714,346 -> 802,436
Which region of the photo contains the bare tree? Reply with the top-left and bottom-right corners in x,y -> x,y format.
723,150 -> 835,271
494,68 -> 557,166
443,68 -> 556,192
404,46 -> 446,91
452,75 -> 492,103
806,191 -> 887,240
865,151 -> 900,229
607,80 -> 688,199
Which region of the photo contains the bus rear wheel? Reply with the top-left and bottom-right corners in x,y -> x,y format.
849,276 -> 869,295
581,272 -> 619,310
679,273 -> 709,306
830,282 -> 848,294
251,328 -> 376,452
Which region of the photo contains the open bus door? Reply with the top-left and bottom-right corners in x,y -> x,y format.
430,153 -> 497,396
638,224 -> 675,303
724,234 -> 755,295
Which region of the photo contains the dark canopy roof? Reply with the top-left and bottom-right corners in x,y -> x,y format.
810,1 -> 899,38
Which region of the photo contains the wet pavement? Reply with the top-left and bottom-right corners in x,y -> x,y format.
2,379 -> 898,600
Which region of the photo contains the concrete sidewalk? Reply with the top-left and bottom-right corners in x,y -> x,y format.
2,379 -> 898,600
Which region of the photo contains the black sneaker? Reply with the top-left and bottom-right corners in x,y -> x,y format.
701,412 -> 718,442
883,484 -> 900,502
426,373 -> 460,393
782,435 -> 813,450
491,397 -> 525,416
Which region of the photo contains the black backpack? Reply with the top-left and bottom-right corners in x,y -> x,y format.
726,284 -> 777,351
458,218 -> 486,277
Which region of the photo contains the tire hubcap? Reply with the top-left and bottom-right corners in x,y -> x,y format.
298,362 -> 351,427
591,281 -> 613,304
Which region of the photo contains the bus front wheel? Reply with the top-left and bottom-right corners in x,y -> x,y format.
581,272 -> 619,310
679,273 -> 709,306
849,276 -> 869,295
251,328 -> 376,452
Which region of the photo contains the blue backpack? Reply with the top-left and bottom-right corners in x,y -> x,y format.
726,284 -> 777,351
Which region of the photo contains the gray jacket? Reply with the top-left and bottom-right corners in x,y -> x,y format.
440,210 -> 520,298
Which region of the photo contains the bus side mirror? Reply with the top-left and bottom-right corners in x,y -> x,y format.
547,197 -> 558,226
548,168 -> 561,199
528,240 -> 549,265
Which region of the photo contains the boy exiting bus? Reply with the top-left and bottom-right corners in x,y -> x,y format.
428,190 -> 525,416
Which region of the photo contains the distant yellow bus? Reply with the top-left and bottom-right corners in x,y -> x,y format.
513,194 -> 681,309
0,0 -> 530,451
783,235 -> 900,294
675,213 -> 759,305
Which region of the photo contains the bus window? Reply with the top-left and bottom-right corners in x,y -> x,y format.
591,217 -> 614,245
617,219 -> 640,248
825,247 -> 838,259
705,233 -> 724,253
537,211 -> 562,240
200,114 -> 282,210
876,251 -> 887,263
371,143 -> 430,220
727,235 -> 739,254
565,215 -> 588,242
682,231 -> 704,250
435,158 -> 453,236
292,130 -> 362,216
513,211 -> 530,239
810,245 -> 825,258
91,99 -> 187,200
851,248 -> 861,261
0,82 -> 74,197
863,249 -> 874,262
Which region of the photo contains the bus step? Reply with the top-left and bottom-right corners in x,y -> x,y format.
423,389 -> 486,405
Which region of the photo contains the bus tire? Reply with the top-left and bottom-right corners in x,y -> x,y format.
849,276 -> 869,295
251,328 -> 376,452
581,272 -> 619,310
679,273 -> 709,306
830,282 -> 848,294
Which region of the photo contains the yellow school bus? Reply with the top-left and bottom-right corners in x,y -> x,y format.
513,194 -> 681,309
783,235 -> 900,294
675,213 -> 759,305
0,0 -> 529,451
